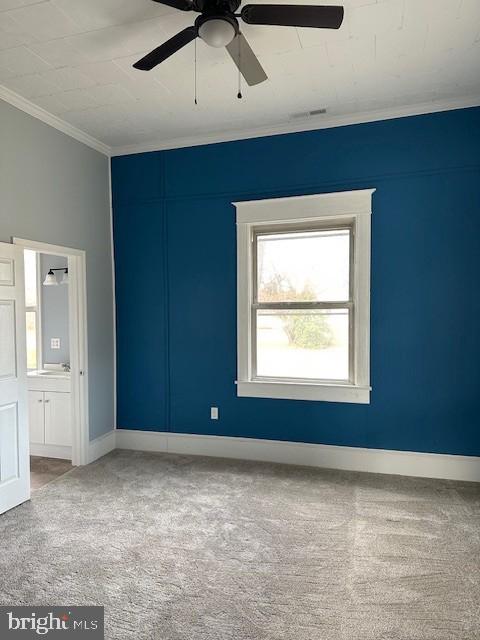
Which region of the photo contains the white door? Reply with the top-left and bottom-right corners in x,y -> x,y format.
0,243 -> 29,514
44,392 -> 71,447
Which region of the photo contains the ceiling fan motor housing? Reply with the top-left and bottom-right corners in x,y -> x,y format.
193,0 -> 241,14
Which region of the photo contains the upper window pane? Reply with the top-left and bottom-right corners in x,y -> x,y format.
257,228 -> 350,303
24,249 -> 37,308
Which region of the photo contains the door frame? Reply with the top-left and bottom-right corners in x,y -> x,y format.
13,238 -> 89,466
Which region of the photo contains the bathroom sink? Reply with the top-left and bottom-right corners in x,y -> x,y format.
40,371 -> 65,375
35,370 -> 70,377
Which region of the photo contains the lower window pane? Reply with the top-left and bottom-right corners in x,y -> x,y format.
26,311 -> 37,370
256,309 -> 349,381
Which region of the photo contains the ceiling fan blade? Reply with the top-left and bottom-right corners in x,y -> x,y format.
241,4 -> 344,29
133,26 -> 197,70
151,0 -> 193,11
226,33 -> 268,86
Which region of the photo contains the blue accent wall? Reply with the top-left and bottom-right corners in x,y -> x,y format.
111,107 -> 480,456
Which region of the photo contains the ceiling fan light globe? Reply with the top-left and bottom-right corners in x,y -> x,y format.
198,18 -> 236,47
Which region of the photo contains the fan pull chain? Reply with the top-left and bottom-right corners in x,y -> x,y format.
194,38 -> 198,105
237,32 -> 242,99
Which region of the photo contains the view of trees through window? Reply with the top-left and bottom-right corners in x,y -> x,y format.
258,272 -> 336,350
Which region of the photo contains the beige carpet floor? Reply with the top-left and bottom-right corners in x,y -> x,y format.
1,449 -> 479,639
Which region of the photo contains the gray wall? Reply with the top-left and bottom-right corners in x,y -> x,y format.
0,100 -> 114,441
40,254 -> 69,366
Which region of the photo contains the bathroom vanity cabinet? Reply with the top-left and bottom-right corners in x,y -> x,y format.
28,373 -> 72,459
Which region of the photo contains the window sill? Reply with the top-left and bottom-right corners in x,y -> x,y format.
237,380 -> 370,404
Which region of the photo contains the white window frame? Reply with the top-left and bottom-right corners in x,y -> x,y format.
24,250 -> 42,371
234,189 -> 374,404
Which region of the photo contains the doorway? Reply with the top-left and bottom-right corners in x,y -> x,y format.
13,238 -> 89,469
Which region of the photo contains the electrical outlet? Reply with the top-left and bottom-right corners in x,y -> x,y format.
210,407 -> 218,420
51,338 -> 61,350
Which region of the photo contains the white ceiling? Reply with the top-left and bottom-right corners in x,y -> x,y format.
1,0 -> 479,154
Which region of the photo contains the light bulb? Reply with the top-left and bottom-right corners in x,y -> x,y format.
43,270 -> 58,286
198,18 -> 236,48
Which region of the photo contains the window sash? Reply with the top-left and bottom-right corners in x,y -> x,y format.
24,251 -> 42,371
26,308 -> 38,370
251,223 -> 355,384
253,301 -> 353,310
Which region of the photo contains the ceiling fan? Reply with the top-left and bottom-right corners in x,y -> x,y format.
133,1 -> 344,87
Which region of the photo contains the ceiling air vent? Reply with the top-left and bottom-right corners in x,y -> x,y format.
290,108 -> 327,121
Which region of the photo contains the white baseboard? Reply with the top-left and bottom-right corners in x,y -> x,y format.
88,430 -> 116,464
115,430 -> 480,482
116,430 -> 168,454
30,443 -> 71,460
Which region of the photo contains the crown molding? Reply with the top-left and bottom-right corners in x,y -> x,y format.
2,81 -> 479,159
111,96 -> 480,157
0,84 -> 111,157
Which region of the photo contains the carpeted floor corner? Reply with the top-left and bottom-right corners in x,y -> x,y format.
0,449 -> 479,639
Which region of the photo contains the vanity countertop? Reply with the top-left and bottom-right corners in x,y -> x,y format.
27,370 -> 71,392
28,370 -> 70,379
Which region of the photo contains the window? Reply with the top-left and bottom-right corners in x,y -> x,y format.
235,189 -> 374,403
24,249 -> 41,370
255,225 -> 352,382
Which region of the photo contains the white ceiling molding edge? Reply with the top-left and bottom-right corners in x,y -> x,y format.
111,96 -> 480,156
0,84 -> 111,157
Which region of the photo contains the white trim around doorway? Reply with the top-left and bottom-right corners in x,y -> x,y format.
13,237 -> 89,466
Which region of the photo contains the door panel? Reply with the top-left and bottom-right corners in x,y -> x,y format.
28,391 -> 44,444
44,392 -> 71,447
0,301 -> 16,379
0,243 -> 29,515
0,258 -> 14,286
0,403 -> 19,482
